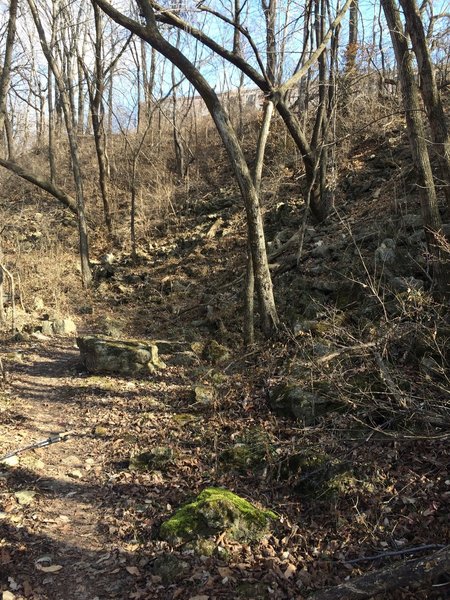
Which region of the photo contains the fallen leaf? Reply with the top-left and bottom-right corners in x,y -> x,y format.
217,567 -> 233,578
189,596 -> 209,600
283,563 -> 297,579
2,591 -> 15,600
36,564 -> 63,573
22,579 -> 33,597
126,566 -> 140,576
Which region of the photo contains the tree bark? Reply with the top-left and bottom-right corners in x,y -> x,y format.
0,0 -> 18,134
0,157 -> 78,215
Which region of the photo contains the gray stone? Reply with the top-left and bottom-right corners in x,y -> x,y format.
402,214 -> 422,228
268,384 -> 342,423
390,276 -> 424,292
166,351 -> 199,367
191,385 -> 216,406
153,340 -> 189,354
34,297 -> 45,310
311,241 -> 331,258
151,555 -> 190,585
41,320 -> 54,336
375,238 -> 396,266
77,336 -> 165,377
53,318 -> 77,336
129,447 -> 174,471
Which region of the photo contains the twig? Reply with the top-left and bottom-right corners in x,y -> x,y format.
344,544 -> 446,564
374,352 -> 409,408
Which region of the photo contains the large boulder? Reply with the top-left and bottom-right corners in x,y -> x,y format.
160,487 -> 276,545
77,336 -> 165,377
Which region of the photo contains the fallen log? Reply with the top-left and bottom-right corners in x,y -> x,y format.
309,545 -> 450,600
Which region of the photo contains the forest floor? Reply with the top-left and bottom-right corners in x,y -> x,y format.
0,331 -> 449,599
0,119 -> 449,599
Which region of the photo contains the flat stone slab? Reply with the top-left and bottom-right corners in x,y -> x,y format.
77,336 -> 165,377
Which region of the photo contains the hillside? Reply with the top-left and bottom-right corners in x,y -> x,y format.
0,104 -> 449,600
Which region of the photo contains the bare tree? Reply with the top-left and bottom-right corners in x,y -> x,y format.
94,0 -> 279,337
398,0 -> 450,213
27,0 -> 92,287
152,0 -> 352,221
381,0 -> 448,295
78,2 -> 132,235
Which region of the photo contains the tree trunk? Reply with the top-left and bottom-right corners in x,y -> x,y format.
381,0 -> 448,295
309,545 -> 450,600
398,0 -> 450,213
28,0 -> 92,288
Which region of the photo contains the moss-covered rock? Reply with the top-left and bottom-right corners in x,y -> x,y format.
172,413 -> 202,427
236,581 -> 271,599
151,555 -> 190,584
202,340 -> 230,364
190,384 -> 216,407
221,428 -> 275,473
77,335 -> 165,377
129,446 -> 174,471
160,487 -> 276,544
268,383 -> 343,423
280,449 -> 353,498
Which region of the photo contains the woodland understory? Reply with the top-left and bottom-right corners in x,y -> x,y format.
0,0 -> 450,598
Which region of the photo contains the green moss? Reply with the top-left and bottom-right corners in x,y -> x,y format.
221,427 -> 275,473
202,340 -> 230,364
237,582 -> 270,599
172,413 -> 202,426
328,472 -> 376,496
160,487 -> 276,544
130,447 -> 174,471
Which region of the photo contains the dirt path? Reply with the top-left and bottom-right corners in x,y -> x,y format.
0,339 -> 143,600
2,338 -> 449,600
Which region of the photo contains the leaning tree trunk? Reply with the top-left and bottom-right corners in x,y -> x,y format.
381,0 -> 448,295
94,0 -> 279,337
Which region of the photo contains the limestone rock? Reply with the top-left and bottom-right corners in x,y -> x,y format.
151,555 -> 190,584
77,336 -> 165,377
268,383 -> 342,423
53,318 -> 77,336
374,238 -> 396,266
34,297 -> 45,310
221,428 -> 275,474
166,351 -> 199,367
41,320 -> 54,336
191,385 -> 216,407
202,340 -> 230,364
129,447 -> 174,471
160,487 -> 276,544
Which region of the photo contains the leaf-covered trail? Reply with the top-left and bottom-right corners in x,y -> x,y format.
1,340 -> 141,599
1,338 -> 449,600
